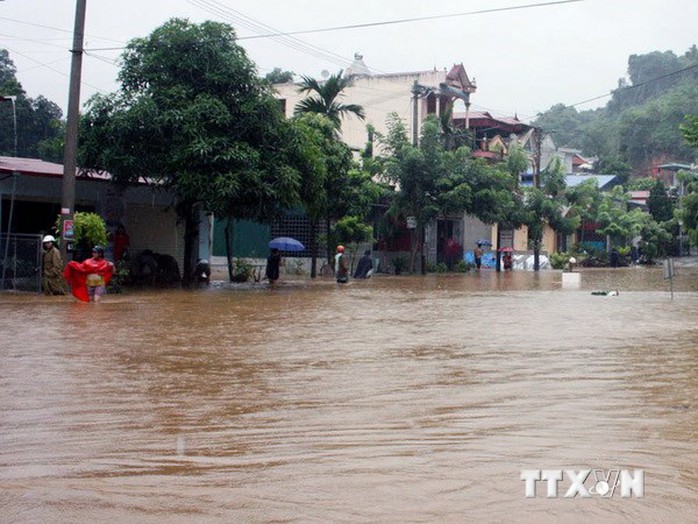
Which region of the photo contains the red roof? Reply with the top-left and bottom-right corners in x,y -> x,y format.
0,156 -> 153,185
0,156 -> 113,180
452,111 -> 531,133
472,150 -> 499,159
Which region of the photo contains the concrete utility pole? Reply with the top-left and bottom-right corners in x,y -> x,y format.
411,81 -> 431,274
532,127 -> 543,189
60,0 -> 87,262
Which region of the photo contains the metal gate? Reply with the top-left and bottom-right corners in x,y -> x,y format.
0,233 -> 43,293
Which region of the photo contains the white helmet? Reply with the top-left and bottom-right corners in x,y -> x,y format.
43,235 -> 56,243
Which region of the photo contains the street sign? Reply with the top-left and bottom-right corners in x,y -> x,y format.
62,219 -> 75,240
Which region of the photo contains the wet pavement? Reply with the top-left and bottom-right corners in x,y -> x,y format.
1,266 -> 697,522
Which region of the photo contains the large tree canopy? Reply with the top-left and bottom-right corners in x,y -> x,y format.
79,19 -> 303,282
0,49 -> 63,158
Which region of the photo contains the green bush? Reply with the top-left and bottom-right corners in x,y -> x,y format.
231,258 -> 253,282
549,251 -> 569,270
392,255 -> 408,275
454,260 -> 473,273
107,260 -> 131,293
56,211 -> 108,247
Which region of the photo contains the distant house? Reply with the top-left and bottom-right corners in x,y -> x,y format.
274,55 -> 477,154
653,162 -> 696,195
627,190 -> 650,210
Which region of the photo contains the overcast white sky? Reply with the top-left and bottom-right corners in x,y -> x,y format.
1,0 -> 697,123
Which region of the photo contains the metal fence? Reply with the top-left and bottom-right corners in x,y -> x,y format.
0,233 -> 43,293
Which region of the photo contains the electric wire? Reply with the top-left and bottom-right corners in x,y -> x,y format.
567,62 -> 698,109
237,0 -> 584,40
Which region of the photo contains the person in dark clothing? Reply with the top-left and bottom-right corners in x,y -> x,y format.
265,248 -> 282,285
193,258 -> 211,285
354,250 -> 373,278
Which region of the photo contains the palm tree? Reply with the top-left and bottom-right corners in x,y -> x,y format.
294,70 -> 365,129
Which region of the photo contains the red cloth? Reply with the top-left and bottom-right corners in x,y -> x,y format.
63,258 -> 114,302
112,231 -> 130,262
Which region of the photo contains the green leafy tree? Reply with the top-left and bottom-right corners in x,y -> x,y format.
0,49 -> 64,158
379,114 -> 523,273
290,112 -> 335,277
565,178 -> 603,247
595,154 -> 631,183
677,131 -> 698,246
294,70 -> 365,129
54,211 -> 108,260
332,215 -> 373,271
264,67 -> 294,84
681,115 -> 698,148
625,177 -> 657,191
79,19 -> 302,283
594,186 -> 659,256
679,192 -> 698,247
380,114 -> 444,272
647,179 -> 674,222
532,103 -> 587,150
520,157 -> 578,270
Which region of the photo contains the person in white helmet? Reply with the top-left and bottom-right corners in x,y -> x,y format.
41,235 -> 66,295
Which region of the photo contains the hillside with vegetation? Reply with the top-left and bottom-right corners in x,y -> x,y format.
532,46 -> 698,180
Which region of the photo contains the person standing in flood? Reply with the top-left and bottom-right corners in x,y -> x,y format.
474,243 -> 484,271
265,248 -> 282,286
63,245 -> 114,303
354,250 -> 373,278
335,245 -> 349,284
41,235 -> 66,295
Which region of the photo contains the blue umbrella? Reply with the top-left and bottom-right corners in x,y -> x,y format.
476,239 -> 493,246
269,237 -> 305,251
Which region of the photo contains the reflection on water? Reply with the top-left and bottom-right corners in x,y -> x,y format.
1,267 -> 697,522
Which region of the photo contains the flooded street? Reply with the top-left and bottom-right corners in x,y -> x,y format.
1,267 -> 697,522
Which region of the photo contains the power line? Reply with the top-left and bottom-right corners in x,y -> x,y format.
0,16 -> 126,45
567,62 -> 698,109
237,0 -> 584,40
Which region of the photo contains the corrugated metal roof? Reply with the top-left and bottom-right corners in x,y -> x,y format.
565,174 -> 618,189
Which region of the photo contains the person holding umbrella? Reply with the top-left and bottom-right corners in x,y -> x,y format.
499,246 -> 514,271
474,243 -> 484,271
265,248 -> 282,286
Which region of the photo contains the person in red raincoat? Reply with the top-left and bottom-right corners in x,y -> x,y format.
64,245 -> 114,303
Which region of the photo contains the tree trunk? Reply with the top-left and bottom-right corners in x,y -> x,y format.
326,218 -> 333,266
181,205 -> 200,286
409,227 -> 418,274
533,238 -> 541,272
309,219 -> 318,278
224,218 -> 235,282
495,223 -> 502,272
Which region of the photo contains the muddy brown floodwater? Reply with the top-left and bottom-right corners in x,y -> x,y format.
1,266 -> 697,522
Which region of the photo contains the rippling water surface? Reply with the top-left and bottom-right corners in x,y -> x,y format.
1,267 -> 697,522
